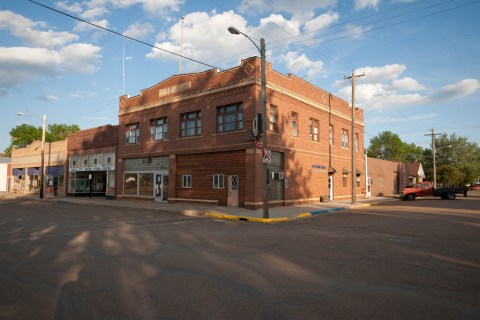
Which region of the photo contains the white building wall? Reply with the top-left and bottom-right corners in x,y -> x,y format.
0,163 -> 8,192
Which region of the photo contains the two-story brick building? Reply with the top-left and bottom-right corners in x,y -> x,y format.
116,57 -> 365,209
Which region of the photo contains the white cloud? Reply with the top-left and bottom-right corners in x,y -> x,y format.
276,51 -> 324,80
0,44 -> 101,88
36,95 -> 59,101
0,10 -> 78,48
357,64 -> 407,83
430,79 -> 480,102
392,77 -> 426,91
304,11 -> 340,34
123,22 -> 155,39
336,64 -> 479,112
142,0 -> 185,17
355,0 -> 380,10
343,23 -> 370,39
56,0 -> 184,19
147,11 -> 250,67
73,19 -> 110,32
253,14 -> 301,42
238,0 -> 337,24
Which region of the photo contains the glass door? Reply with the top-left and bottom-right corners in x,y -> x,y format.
155,173 -> 169,201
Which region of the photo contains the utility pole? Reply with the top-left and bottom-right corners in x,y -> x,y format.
425,129 -> 442,188
345,71 -> 365,204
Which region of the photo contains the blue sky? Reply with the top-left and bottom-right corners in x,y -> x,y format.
1,0 -> 479,154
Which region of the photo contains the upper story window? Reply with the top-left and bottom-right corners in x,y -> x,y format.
342,129 -> 349,149
291,112 -> 298,137
217,103 -> 243,133
125,123 -> 140,144
354,133 -> 359,152
269,105 -> 278,133
150,117 -> 168,141
180,111 -> 201,137
309,118 -> 319,142
329,125 -> 334,145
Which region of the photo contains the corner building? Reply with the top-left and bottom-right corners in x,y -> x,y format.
117,57 -> 365,209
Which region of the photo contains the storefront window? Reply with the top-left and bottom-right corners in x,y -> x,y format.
124,173 -> 137,194
139,173 -> 154,196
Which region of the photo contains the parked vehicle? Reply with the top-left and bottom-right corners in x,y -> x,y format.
401,181 -> 468,200
470,183 -> 480,191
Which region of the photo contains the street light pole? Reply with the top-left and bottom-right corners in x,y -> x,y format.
228,27 -> 269,218
17,112 -> 46,198
40,114 -> 46,199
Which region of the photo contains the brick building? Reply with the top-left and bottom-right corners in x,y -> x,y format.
67,125 -> 118,198
117,57 -> 365,208
366,157 -> 425,197
10,140 -> 67,196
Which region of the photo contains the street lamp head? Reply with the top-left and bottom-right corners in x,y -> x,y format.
17,112 -> 25,116
228,26 -> 241,35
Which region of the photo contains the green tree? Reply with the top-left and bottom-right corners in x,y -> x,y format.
367,131 -> 424,162
3,123 -> 80,157
423,133 -> 480,185
46,123 -> 81,142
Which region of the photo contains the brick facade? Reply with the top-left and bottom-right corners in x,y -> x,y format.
117,57 -> 365,208
67,125 -> 118,197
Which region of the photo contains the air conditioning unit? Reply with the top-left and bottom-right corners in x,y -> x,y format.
271,172 -> 285,180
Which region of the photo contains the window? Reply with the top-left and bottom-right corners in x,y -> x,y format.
125,123 -> 140,144
151,117 -> 168,141
217,103 -> 243,133
180,111 -> 201,137
73,160 -> 76,166
107,157 -> 111,163
329,125 -> 334,145
343,173 -> 348,188
139,173 -> 154,196
94,158 -> 97,165
354,133 -> 359,152
291,112 -> 298,137
309,118 -> 319,142
213,174 -> 224,189
182,175 -> 192,188
342,129 -> 349,149
124,173 -> 137,194
269,105 -> 278,133
84,159 -> 88,165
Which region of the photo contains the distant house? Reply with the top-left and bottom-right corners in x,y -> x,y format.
406,162 -> 426,185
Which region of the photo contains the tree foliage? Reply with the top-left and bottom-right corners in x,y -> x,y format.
3,123 -> 80,157
367,131 -> 423,162
368,131 -> 480,185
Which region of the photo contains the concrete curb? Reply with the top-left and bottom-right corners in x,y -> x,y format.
205,206 -> 349,223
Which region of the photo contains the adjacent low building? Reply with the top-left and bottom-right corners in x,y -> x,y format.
10,140 -> 67,196
67,125 -> 118,198
366,157 -> 426,197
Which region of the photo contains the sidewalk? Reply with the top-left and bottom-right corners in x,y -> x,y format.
0,192 -> 399,223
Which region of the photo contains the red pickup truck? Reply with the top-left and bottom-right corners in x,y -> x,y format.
401,181 -> 469,200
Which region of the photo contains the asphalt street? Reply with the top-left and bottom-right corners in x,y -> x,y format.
0,192 -> 479,319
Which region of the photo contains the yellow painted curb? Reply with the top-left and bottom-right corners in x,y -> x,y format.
296,212 -> 312,218
205,212 -> 290,223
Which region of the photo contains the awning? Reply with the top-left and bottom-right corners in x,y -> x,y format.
342,168 -> 349,174
27,167 -> 40,175
12,168 -> 24,176
46,166 -> 65,176
356,169 -> 363,175
328,166 -> 336,173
